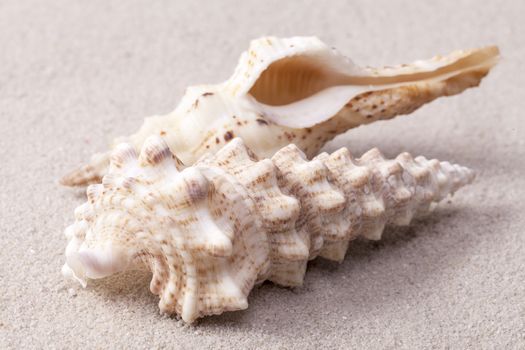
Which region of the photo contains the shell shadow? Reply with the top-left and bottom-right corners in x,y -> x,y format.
88,268 -> 159,313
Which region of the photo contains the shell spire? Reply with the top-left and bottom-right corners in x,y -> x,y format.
60,36 -> 497,186
62,136 -> 475,323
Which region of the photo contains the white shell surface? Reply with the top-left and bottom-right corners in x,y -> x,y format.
63,136 -> 475,323
60,36 -> 498,187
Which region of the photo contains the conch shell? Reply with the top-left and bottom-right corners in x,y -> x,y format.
60,36 -> 498,187
62,136 -> 475,323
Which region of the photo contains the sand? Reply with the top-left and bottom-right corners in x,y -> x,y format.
1,0 -> 524,348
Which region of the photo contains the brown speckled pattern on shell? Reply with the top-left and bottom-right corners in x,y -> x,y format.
59,36 -> 498,187
63,136 -> 475,323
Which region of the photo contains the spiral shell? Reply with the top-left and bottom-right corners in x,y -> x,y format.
62,136 -> 475,323
60,36 -> 497,187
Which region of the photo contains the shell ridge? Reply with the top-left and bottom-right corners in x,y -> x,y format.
63,137 -> 475,322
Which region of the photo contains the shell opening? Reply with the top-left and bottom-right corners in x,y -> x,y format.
248,46 -> 499,128
249,47 -> 499,107
249,55 -> 352,106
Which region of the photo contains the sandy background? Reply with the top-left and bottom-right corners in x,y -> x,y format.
1,0 -> 523,348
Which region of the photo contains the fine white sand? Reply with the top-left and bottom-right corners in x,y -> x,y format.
1,0 -> 523,348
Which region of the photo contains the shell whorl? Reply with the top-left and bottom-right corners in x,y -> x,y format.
63,136 -> 475,323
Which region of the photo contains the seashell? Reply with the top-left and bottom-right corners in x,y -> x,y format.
60,36 -> 498,187
62,136 -> 475,323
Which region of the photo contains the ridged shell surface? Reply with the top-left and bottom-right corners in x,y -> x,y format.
63,136 -> 475,323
